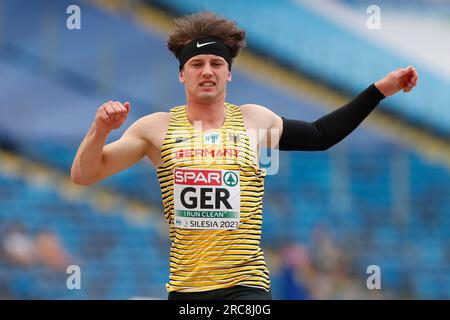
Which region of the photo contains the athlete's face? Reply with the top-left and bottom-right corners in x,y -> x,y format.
179,54 -> 232,102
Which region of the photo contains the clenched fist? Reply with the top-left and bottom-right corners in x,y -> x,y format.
95,101 -> 131,132
375,66 -> 419,97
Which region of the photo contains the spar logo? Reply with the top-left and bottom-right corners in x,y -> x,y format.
174,168 -> 222,185
223,171 -> 238,187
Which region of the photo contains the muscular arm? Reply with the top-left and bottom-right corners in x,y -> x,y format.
278,83 -> 385,151
71,120 -> 147,185
71,111 -> 169,186
242,83 -> 384,151
275,66 -> 418,151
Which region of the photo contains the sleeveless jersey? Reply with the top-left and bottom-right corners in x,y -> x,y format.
156,103 -> 270,293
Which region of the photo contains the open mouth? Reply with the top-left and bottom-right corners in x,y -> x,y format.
199,81 -> 216,87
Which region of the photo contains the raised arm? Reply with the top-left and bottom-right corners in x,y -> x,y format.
273,66 -> 419,151
71,101 -> 150,186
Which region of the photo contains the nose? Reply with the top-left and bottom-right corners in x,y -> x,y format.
201,63 -> 213,78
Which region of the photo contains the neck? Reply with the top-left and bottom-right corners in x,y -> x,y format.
186,97 -> 226,131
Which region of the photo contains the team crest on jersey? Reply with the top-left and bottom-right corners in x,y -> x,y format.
204,132 -> 221,145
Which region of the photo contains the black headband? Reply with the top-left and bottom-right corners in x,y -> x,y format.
177,38 -> 232,71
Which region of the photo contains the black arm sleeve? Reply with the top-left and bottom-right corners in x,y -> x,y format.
278,83 -> 385,151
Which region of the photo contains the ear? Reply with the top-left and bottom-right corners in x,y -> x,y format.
227,71 -> 232,82
179,70 -> 185,83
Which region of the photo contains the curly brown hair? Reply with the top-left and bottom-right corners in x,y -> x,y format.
167,11 -> 246,59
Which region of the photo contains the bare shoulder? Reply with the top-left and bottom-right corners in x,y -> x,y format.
239,104 -> 281,130
124,112 -> 171,145
131,112 -> 171,127
126,112 -> 170,133
240,103 -> 273,115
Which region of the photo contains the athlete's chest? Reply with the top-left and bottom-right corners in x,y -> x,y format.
146,106 -> 261,167
148,125 -> 258,166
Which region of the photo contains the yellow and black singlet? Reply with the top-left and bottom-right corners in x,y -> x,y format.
156,103 -> 270,293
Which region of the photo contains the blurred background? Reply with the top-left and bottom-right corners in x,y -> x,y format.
0,0 -> 449,299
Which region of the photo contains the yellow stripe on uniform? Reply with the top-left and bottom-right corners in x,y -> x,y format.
156,103 -> 270,293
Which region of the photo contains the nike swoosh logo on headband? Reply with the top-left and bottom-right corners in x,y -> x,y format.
196,41 -> 216,48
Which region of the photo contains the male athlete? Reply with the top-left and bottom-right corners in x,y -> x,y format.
71,12 -> 418,300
